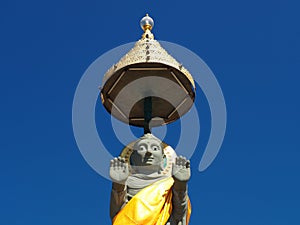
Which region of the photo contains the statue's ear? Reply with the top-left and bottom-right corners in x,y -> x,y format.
129,153 -> 133,165
129,150 -> 136,166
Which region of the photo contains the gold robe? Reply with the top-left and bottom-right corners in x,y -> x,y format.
112,177 -> 191,225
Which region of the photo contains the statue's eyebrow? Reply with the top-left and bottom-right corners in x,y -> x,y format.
137,143 -> 147,150
150,143 -> 160,148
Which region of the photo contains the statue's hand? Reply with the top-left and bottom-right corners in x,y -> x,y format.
109,157 -> 129,185
172,156 -> 191,182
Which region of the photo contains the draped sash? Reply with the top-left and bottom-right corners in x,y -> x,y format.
113,177 -> 174,225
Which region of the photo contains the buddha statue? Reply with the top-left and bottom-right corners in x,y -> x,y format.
110,133 -> 191,225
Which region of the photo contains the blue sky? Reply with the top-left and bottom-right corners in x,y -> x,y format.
1,0 -> 299,224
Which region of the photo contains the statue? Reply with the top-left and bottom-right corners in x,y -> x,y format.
109,133 -> 191,225
100,14 -> 196,225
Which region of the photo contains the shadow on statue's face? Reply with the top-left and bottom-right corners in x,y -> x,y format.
130,138 -> 164,168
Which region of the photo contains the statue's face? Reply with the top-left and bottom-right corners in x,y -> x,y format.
131,138 -> 163,167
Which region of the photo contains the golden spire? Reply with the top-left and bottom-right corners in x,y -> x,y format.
140,14 -> 154,31
140,14 -> 155,40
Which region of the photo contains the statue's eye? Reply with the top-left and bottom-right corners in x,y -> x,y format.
139,145 -> 146,151
152,146 -> 159,151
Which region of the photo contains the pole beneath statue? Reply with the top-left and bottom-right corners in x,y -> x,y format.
144,96 -> 152,134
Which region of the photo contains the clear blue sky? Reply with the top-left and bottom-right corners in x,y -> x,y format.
1,0 -> 299,224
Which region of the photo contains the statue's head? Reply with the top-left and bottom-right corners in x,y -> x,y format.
130,133 -> 164,170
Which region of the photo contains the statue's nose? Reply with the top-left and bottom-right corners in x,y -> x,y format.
145,151 -> 152,157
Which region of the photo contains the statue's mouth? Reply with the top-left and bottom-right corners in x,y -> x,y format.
143,157 -> 154,163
